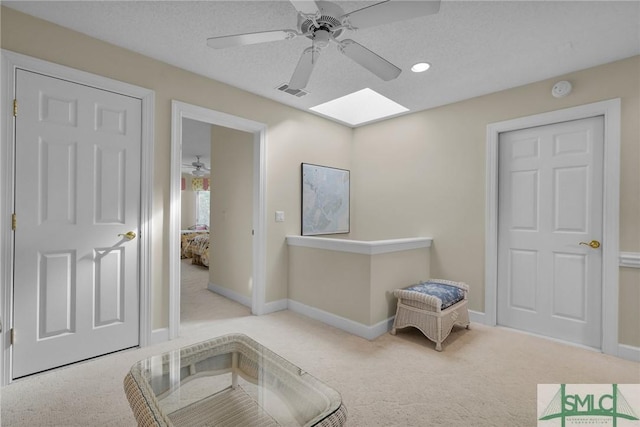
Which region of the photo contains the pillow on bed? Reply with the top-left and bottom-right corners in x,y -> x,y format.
189,224 -> 209,230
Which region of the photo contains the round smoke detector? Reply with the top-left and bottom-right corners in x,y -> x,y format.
551,80 -> 572,98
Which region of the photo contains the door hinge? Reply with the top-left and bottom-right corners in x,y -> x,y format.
13,99 -> 18,117
10,328 -> 14,345
11,213 -> 17,230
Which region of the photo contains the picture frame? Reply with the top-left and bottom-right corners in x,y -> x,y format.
301,163 -> 350,236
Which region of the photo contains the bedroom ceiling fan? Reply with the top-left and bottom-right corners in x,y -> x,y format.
207,0 -> 441,90
183,156 -> 210,176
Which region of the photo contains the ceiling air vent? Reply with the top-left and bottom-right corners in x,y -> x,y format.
276,83 -> 309,98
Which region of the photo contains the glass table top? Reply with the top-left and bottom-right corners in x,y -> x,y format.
126,333 -> 346,427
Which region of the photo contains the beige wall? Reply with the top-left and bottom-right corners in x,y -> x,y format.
288,245 -> 430,326
265,120 -> 352,302
0,7 -> 354,329
2,7 -> 638,347
369,249 -> 431,323
352,56 -> 640,346
619,268 -> 640,345
210,125 -> 253,298
289,247 -> 371,324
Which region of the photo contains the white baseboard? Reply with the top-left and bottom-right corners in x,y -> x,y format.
287,299 -> 393,341
149,328 -> 169,345
618,344 -> 640,362
263,298 -> 288,314
207,283 -> 288,315
468,310 -> 487,325
195,290 -> 640,362
208,282 -> 251,308
470,310 -> 640,362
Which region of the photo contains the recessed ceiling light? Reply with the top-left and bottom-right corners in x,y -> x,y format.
411,62 -> 431,73
309,88 -> 409,127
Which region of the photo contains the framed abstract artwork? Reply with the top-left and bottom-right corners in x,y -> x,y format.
301,163 -> 350,235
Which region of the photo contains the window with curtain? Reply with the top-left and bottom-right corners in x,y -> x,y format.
196,191 -> 210,227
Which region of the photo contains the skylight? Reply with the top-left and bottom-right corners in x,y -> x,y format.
309,88 -> 409,127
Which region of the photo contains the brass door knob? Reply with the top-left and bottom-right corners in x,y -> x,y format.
118,231 -> 137,241
579,240 -> 600,249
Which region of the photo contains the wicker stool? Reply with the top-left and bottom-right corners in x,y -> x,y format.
390,279 -> 470,351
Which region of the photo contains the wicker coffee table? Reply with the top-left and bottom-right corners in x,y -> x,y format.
124,333 -> 347,427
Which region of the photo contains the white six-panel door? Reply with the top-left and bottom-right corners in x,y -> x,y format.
497,116 -> 604,348
12,70 -> 141,378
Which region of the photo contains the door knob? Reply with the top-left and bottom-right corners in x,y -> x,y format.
579,240 -> 600,249
118,231 -> 137,241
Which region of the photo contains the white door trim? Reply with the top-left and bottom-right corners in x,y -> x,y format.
169,101 -> 267,340
485,99 -> 621,356
0,49 -> 155,385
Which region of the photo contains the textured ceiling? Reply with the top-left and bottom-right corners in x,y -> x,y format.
4,0 -> 640,127
182,118 -> 213,174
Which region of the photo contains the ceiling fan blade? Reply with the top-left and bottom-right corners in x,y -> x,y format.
289,0 -> 319,15
207,29 -> 297,49
341,0 -> 441,30
339,40 -> 401,81
288,47 -> 320,90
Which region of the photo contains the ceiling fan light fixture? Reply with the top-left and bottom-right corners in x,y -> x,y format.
312,29 -> 331,48
411,62 -> 431,73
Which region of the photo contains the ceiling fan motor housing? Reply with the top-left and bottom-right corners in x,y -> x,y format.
299,1 -> 345,39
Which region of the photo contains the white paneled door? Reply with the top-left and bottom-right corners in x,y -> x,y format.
12,70 -> 141,378
497,116 -> 604,348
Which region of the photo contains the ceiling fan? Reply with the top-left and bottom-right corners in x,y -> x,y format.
183,156 -> 210,176
207,0 -> 441,90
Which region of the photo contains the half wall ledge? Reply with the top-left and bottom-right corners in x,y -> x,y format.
285,236 -> 432,255
286,236 -> 433,340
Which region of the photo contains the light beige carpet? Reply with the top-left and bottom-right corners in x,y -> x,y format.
1,260 -> 638,426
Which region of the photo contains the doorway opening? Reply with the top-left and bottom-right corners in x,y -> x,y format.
169,101 -> 267,340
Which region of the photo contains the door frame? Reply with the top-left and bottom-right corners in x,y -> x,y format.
0,50 -> 155,385
485,98 -> 621,356
169,101 -> 267,340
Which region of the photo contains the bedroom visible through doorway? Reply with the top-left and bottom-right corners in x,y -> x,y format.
169,101 -> 267,340
181,118 -> 212,268
179,119 -> 254,326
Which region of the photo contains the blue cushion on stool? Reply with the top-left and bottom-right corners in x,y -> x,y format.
404,280 -> 466,310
